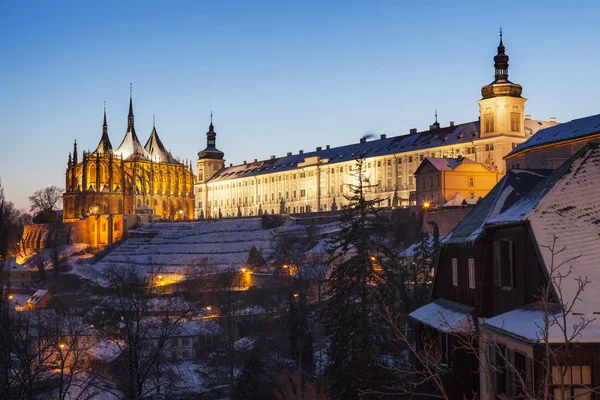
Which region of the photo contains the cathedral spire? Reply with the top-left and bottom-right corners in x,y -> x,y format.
73,140 -> 78,165
207,112 -> 216,148
103,101 -> 108,135
128,83 -> 135,128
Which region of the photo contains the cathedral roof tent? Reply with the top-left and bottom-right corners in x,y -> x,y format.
114,86 -> 150,160
144,116 -> 177,163
93,102 -> 113,155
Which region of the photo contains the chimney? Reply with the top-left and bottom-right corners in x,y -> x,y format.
449,121 -> 455,127
380,134 -> 386,139
316,146 -> 322,151
230,163 -> 233,167
243,160 -> 247,165
549,117 -> 557,123
270,155 -> 275,160
525,115 -> 532,120
326,145 -> 330,149
253,159 -> 257,163
360,138 -> 366,143
299,150 -> 304,154
410,128 -> 417,134
287,152 -> 292,156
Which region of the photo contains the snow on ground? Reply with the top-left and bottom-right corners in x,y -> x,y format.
71,217 -> 341,286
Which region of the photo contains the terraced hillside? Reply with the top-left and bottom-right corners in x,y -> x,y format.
96,218 -> 275,273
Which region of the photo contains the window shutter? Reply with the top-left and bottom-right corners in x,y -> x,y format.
468,258 -> 476,289
508,240 -> 514,288
493,241 -> 502,287
452,258 -> 458,286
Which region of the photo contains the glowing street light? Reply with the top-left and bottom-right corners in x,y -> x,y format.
283,265 -> 289,269
59,343 -> 65,349
241,268 -> 247,273
422,201 -> 430,210
206,306 -> 212,311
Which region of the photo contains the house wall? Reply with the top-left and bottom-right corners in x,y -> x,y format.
416,164 -> 499,207
506,135 -> 600,170
485,225 -> 547,317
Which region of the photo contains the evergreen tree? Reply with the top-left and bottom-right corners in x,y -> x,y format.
322,157 -> 389,399
288,292 -> 314,374
233,347 -> 272,400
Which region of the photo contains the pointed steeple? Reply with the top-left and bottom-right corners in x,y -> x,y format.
128,83 -> 135,129
73,140 -> 78,164
115,84 -> 148,160
494,28 -> 509,82
198,113 -> 224,160
144,113 -> 173,163
430,109 -> 440,130
481,30 -> 522,99
94,102 -> 113,154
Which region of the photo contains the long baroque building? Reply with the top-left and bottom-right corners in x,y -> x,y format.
194,34 -> 556,219
63,90 -> 195,222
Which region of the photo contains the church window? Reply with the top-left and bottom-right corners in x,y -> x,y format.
293,174 -> 296,179
485,143 -> 495,152
286,191 -> 289,199
397,158 -> 402,164
510,113 -> 521,132
419,155 -> 424,161
300,173 -> 306,178
271,193 -> 275,201
408,156 -> 413,163
512,142 -> 518,149
484,114 -> 495,133
300,189 -> 306,197
293,190 -> 297,198
469,177 -> 474,187
387,160 -> 391,166
377,161 -> 381,167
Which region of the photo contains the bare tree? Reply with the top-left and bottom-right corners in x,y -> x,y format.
100,264 -> 191,400
29,186 -> 64,215
375,235 -> 600,400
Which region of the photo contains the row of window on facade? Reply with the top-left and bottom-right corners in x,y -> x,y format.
450,240 -> 514,290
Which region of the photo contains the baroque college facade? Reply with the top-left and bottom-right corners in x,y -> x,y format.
194,34 -> 556,219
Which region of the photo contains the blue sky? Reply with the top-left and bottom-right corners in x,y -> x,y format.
1,0 -> 599,210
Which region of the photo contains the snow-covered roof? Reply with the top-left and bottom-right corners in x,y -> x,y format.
27,289 -> 49,304
175,320 -> 223,337
442,192 -> 480,208
87,339 -> 122,362
507,114 -> 600,159
417,157 -> 496,174
409,298 -> 475,333
443,169 -> 549,244
485,306 -> 600,343
489,143 -> 600,316
7,258 -> 28,272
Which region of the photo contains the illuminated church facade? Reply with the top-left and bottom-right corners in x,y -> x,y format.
63,90 -> 195,223
194,34 -> 556,219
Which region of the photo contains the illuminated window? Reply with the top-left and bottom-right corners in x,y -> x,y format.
484,114 -> 495,133
511,113 -> 521,132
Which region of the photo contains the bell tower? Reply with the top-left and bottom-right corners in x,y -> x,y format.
195,114 -> 225,219
477,31 -> 527,139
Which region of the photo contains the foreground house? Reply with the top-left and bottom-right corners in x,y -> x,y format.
410,142 -> 600,398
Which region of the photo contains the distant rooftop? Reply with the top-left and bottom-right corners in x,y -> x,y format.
208,118 -> 550,183
506,113 -> 600,159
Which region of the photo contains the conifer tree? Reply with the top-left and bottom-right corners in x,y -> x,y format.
322,157 -> 388,399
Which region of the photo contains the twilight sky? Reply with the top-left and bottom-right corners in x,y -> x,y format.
1,0 -> 599,210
